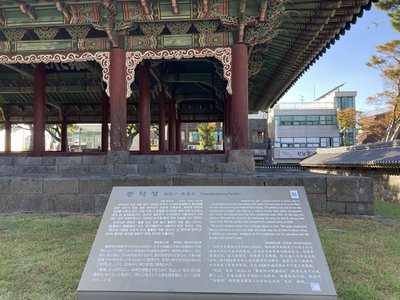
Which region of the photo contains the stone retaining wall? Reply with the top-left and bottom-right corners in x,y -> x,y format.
310,168 -> 400,204
0,173 -> 374,215
0,151 -> 256,176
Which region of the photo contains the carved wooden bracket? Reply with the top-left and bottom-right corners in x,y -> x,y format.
0,52 -> 111,96
19,3 -> 37,21
125,48 -> 232,98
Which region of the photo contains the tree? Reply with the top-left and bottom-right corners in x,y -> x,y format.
357,113 -> 387,143
12,124 -> 34,150
337,108 -> 357,146
197,122 -> 216,150
126,124 -> 139,150
375,0 -> 400,31
366,39 -> 400,141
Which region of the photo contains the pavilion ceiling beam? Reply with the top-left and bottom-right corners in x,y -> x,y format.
259,0 -> 268,22
19,3 -> 37,21
0,86 -> 102,94
171,0 -> 179,14
3,64 -> 33,80
194,82 -> 215,95
149,68 -> 173,99
103,0 -> 114,8
238,0 -> 247,43
202,0 -> 208,13
161,73 -> 214,86
140,0 -> 150,16
0,13 -> 5,27
55,1 -> 71,23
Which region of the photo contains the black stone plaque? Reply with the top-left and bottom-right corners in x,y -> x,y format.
78,186 -> 337,300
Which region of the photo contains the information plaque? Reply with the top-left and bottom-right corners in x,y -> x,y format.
78,186 -> 337,300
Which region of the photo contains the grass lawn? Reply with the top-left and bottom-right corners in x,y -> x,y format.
0,203 -> 399,300
374,200 -> 400,221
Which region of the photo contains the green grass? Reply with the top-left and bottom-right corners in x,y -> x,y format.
0,212 -> 399,300
0,215 -> 100,300
318,215 -> 400,300
374,200 -> 400,221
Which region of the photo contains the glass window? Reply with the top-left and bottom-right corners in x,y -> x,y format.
320,138 -> 327,147
294,137 -> 307,143
293,115 -> 306,125
189,132 -> 195,142
258,132 -> 264,143
345,97 -> 354,108
252,131 -> 264,143
281,116 -> 292,121
306,115 -> 319,125
293,116 -> 306,121
336,98 -> 342,109
333,137 -> 340,147
307,137 -> 319,143
281,137 -> 293,143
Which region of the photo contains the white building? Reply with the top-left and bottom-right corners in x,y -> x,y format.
268,86 -> 356,164
248,111 -> 269,164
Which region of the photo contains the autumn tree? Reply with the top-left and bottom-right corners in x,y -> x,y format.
337,108 -> 357,146
357,113 -> 387,143
126,124 -> 139,150
366,39 -> 400,141
375,0 -> 400,31
197,122 -> 216,150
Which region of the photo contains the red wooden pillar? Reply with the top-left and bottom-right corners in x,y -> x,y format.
168,98 -> 176,152
33,64 -> 46,156
158,87 -> 166,152
231,43 -> 249,149
109,48 -> 127,151
4,118 -> 11,153
101,90 -> 109,152
139,61 -> 151,154
61,121 -> 68,152
176,120 -> 181,151
224,94 -> 232,136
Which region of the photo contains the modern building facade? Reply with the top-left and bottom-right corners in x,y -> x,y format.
269,87 -> 357,164
316,87 -> 357,147
249,111 -> 269,164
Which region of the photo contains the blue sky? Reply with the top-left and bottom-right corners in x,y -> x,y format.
279,5 -> 399,111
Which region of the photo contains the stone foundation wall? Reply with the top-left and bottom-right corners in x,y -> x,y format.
310,168 -> 400,204
0,173 -> 373,215
0,151 -> 256,177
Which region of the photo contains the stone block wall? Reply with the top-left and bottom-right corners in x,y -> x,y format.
0,174 -> 373,215
310,168 -> 400,204
0,154 -> 239,177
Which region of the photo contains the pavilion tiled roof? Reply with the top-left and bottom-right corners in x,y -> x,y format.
300,140 -> 400,168
250,0 -> 378,111
0,0 -> 379,119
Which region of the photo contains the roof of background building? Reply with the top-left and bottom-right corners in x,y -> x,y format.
300,140 -> 400,168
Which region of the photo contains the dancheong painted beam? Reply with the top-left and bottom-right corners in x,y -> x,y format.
0,0 -> 375,153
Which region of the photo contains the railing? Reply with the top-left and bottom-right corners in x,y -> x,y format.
255,163 -> 306,171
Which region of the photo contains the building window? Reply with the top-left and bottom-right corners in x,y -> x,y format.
252,131 -> 265,143
276,115 -> 337,126
214,131 -> 223,142
189,131 -> 199,143
273,137 -> 339,148
336,97 -> 354,110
